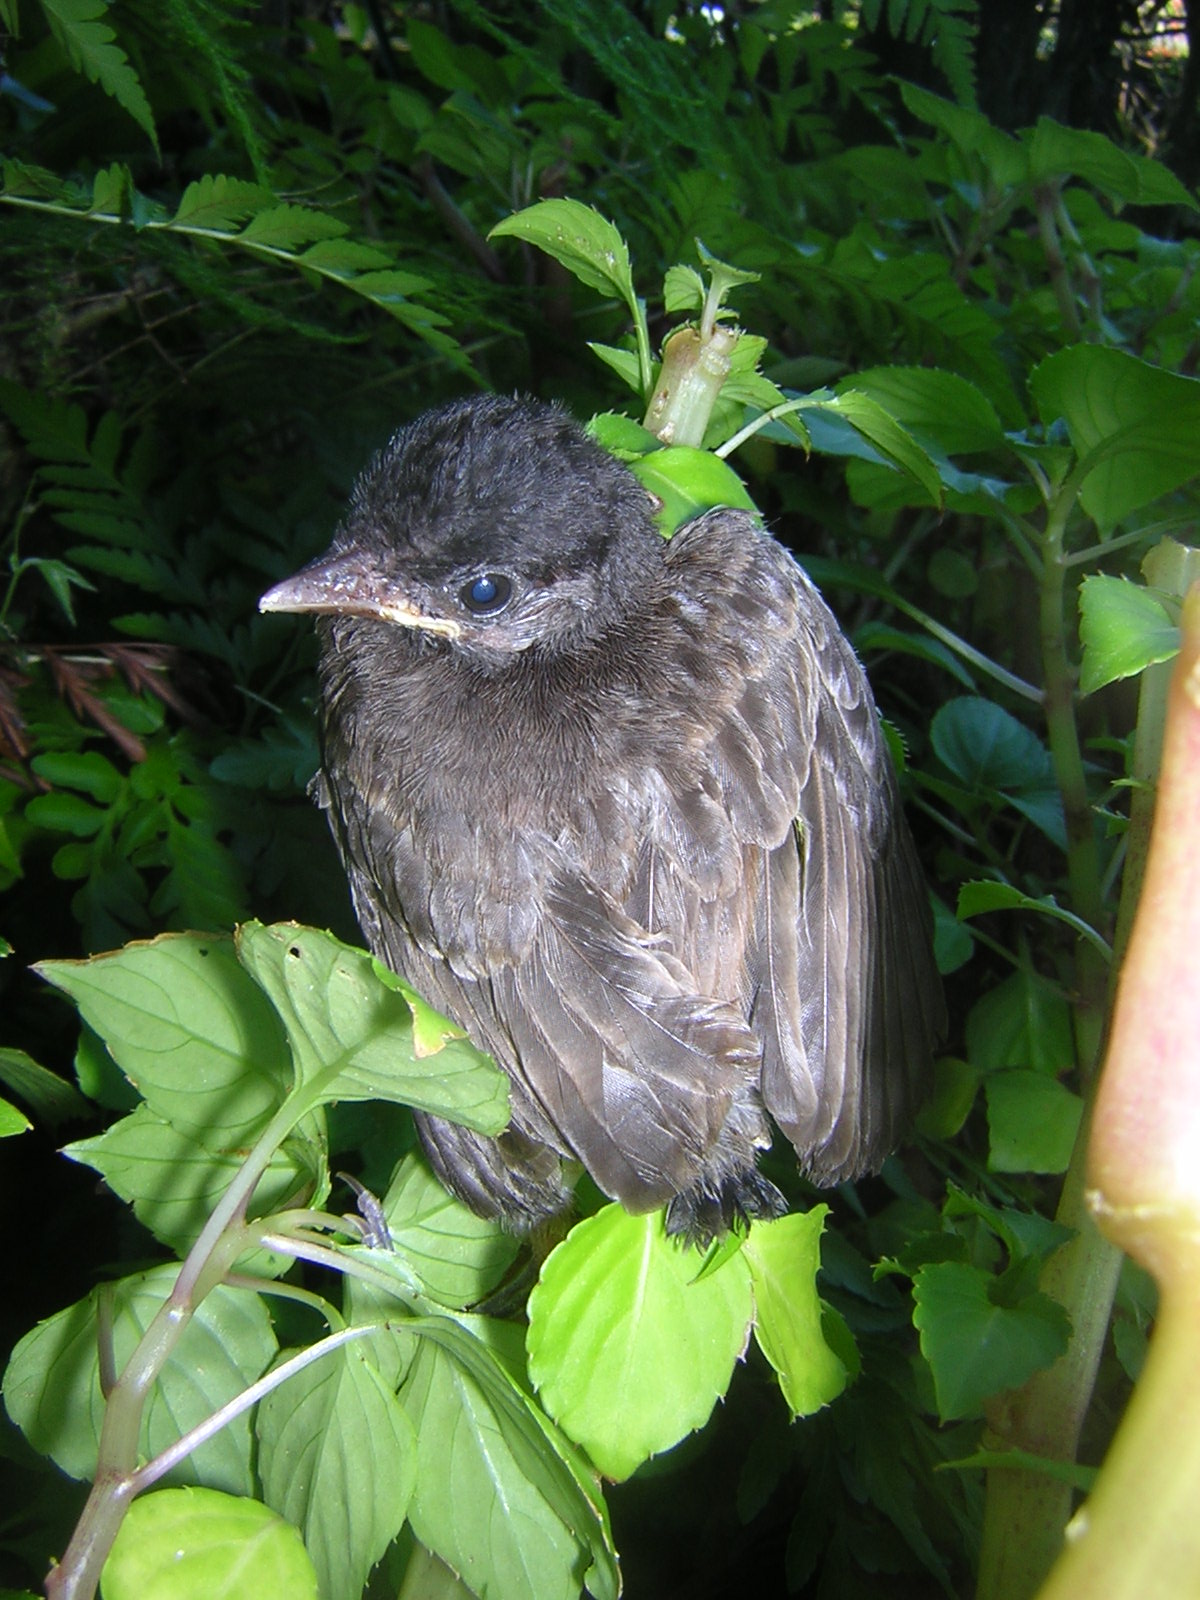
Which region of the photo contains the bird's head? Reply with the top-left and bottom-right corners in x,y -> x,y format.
259,395 -> 663,663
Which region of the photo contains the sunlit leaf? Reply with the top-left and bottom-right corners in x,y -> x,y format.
526,1205 -> 753,1480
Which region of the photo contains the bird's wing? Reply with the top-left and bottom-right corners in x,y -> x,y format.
652,512 -> 944,1184
319,771 -> 764,1214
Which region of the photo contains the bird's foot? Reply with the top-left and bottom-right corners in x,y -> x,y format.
665,1166 -> 787,1249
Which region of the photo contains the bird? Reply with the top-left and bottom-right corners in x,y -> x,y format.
259,394 -> 944,1245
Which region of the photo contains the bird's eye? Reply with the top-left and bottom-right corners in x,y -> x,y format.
459,573 -> 512,616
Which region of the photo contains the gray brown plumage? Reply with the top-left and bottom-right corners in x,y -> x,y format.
260,395 -> 943,1243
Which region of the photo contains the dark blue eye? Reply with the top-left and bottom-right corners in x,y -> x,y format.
459,573 -> 512,615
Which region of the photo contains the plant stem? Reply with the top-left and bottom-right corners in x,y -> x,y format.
1033,1282 -> 1200,1600
975,478 -> 1127,1600
44,1097 -> 307,1600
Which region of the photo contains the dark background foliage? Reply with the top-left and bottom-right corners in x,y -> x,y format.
1,2 -> 1197,1597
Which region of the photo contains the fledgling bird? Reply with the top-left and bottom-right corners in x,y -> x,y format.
260,395 -> 944,1244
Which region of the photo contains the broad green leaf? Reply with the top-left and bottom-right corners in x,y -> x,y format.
899,82 -> 1027,187
931,895 -> 975,976
526,1205 -> 754,1479
41,0 -> 158,152
0,1045 -> 92,1127
1078,574 -> 1179,695
965,969 -> 1075,1077
587,412 -> 660,459
915,1057 -> 981,1141
985,1070 -> 1084,1175
258,1335 -> 416,1600
1027,118 -> 1141,198
912,1261 -> 1070,1420
37,934 -> 293,1143
63,1103 -> 328,1257
89,161 -> 133,217
628,445 -> 758,538
380,1154 -> 520,1308
101,1487 -> 319,1600
838,366 -> 1004,457
234,922 -> 509,1130
1031,347 -> 1200,529
3,1267 -> 276,1492
744,1211 -> 848,1418
400,1319 -> 616,1600
932,697 -> 1049,792
490,199 -> 635,309
819,391 -> 943,505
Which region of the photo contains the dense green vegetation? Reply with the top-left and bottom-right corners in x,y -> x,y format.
2,4 -> 1199,1598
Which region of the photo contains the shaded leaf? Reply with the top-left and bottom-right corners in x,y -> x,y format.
234,922 -> 509,1129
3,1267 -> 276,1491
912,1262 -> 1071,1420
258,1334 -> 416,1600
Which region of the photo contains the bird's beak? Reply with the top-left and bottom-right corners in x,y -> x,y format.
259,549 -> 462,639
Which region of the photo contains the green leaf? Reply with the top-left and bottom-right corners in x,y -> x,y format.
818,391 -> 944,505
31,749 -> 123,802
1078,574 -> 1179,695
37,934 -> 293,1143
744,1210 -> 849,1418
400,1319 -> 617,1600
0,377 -> 90,461
931,697 -> 1066,847
3,1267 -> 276,1491
491,198 -> 635,309
985,1070 -> 1084,1175
174,173 -> 276,230
526,1205 -> 754,1479
101,1487 -> 319,1600
587,341 -> 643,393
40,0 -> 158,153
258,1335 -> 416,1600
1031,347 -> 1200,530
956,880 -> 1111,960
965,969 -> 1076,1077
838,366 -> 1005,457
239,204 -> 349,251
628,445 -> 759,538
0,1046 -> 92,1127
234,922 -> 509,1129
63,1103 -> 327,1257
899,81 -> 1027,187
912,1261 -> 1071,1420
931,697 -> 1048,792
663,263 -> 706,314
0,1098 -> 31,1138
297,238 -> 393,274
1027,118 -> 1141,198
380,1154 -> 520,1308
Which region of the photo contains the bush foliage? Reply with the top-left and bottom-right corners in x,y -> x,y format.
2,4 -> 1199,1599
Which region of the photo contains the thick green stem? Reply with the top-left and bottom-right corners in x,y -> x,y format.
975,487 -> 1127,1600
1034,1283 -> 1200,1599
